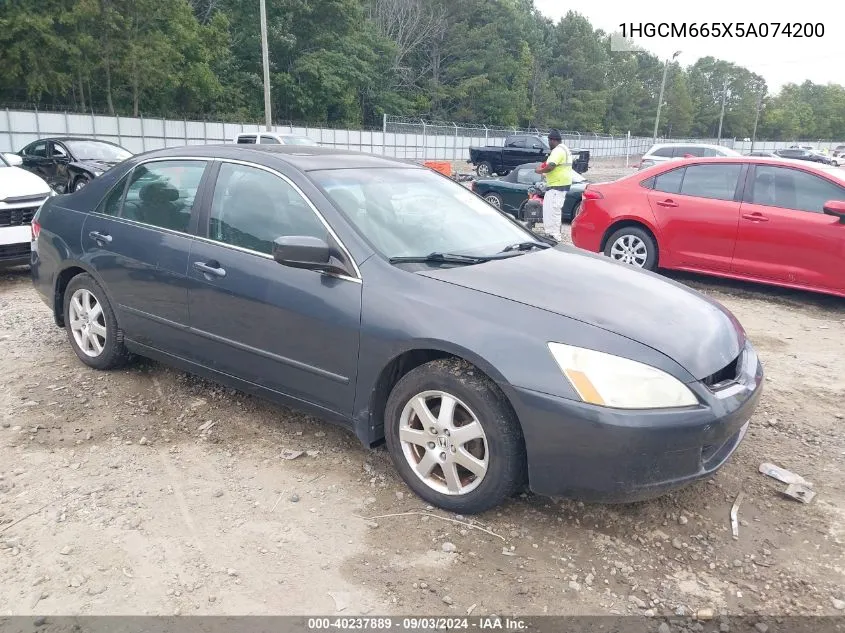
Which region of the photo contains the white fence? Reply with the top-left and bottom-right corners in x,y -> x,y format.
1,109 -> 842,164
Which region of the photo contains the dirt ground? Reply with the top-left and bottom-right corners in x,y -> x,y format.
1,162 -> 844,620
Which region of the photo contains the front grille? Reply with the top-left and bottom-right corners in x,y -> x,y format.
0,206 -> 38,227
702,354 -> 740,389
0,243 -> 31,260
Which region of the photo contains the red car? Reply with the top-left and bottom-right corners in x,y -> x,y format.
571,157 -> 845,298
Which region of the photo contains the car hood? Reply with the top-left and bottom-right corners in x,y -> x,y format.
418,246 -> 744,381
0,166 -> 51,198
74,159 -> 119,172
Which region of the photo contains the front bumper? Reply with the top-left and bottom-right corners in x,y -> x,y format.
515,343 -> 763,503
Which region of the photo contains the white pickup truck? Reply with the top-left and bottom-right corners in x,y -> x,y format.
0,152 -> 52,268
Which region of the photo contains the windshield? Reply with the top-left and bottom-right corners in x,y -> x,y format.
310,168 -> 541,260
65,140 -> 132,162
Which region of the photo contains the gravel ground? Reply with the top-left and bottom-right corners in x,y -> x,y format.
1,164 -> 844,619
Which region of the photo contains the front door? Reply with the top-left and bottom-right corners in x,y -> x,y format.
186,161 -> 363,417
732,164 -> 845,291
22,141 -> 56,188
82,158 -> 210,355
48,142 -> 71,191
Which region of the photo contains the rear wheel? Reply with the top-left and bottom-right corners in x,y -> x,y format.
569,201 -> 582,222
63,274 -> 130,370
603,226 -> 657,271
384,359 -> 525,514
483,193 -> 503,208
476,161 -> 493,178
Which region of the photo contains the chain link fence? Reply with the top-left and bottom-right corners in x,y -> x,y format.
2,107 -> 842,168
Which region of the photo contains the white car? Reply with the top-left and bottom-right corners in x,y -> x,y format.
637,143 -> 741,170
0,152 -> 52,268
235,132 -> 320,146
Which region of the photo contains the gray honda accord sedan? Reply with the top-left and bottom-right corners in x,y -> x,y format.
30,145 -> 763,514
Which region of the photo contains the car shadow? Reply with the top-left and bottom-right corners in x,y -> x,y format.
0,265 -> 31,284
662,270 -> 845,313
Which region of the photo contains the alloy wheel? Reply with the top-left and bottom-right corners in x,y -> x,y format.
609,234 -> 649,267
68,288 -> 107,357
398,390 -> 489,496
484,194 -> 501,207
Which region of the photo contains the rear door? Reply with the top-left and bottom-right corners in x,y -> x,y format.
81,158 -> 210,356
732,164 -> 845,291
186,160 -> 363,416
645,162 -> 744,271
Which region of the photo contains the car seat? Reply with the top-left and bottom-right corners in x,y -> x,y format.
137,181 -> 186,231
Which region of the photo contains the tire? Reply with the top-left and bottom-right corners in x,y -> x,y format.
63,273 -> 130,370
384,359 -> 526,514
483,193 -> 503,208
569,201 -> 582,222
72,176 -> 91,192
603,226 -> 658,271
476,161 -> 493,178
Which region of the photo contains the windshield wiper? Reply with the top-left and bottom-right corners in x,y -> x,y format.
388,252 -> 489,265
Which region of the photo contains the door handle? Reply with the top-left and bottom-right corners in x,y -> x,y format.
656,199 -> 678,208
88,230 -> 112,244
742,213 -> 769,222
193,261 -> 227,278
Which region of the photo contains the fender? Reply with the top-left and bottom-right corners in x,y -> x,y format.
352,336 -> 524,447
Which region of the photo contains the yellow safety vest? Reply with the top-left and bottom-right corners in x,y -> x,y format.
546,144 -> 573,187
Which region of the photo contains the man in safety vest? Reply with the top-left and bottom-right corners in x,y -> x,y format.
534,129 -> 572,241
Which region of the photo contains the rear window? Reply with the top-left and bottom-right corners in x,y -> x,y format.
679,164 -> 743,201
650,147 -> 675,158
237,135 -> 257,144
652,167 -> 685,193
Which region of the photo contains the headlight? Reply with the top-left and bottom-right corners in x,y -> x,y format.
547,343 -> 699,409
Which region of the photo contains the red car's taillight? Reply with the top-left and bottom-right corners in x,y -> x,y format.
582,188 -> 604,200
31,219 -> 41,241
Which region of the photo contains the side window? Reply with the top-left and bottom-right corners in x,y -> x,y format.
122,160 -> 207,231
516,168 -> 540,185
529,137 -> 544,149
50,143 -> 68,158
679,164 -> 743,201
652,167 -> 685,194
27,142 -> 48,158
208,162 -> 328,255
237,135 -> 256,144
96,173 -> 131,217
674,146 -> 705,157
506,137 -> 526,148
260,135 -> 281,144
651,147 -> 675,158
750,165 -> 845,213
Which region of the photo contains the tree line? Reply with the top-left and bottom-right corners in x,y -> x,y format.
1,0 -> 842,141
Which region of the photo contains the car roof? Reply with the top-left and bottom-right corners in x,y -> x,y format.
126,144 -> 421,172
648,142 -> 733,150
642,155 -> 845,182
26,137 -> 124,145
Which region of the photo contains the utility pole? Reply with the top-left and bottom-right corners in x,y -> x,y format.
260,0 -> 272,131
652,51 -> 681,144
717,77 -> 729,143
750,89 -> 763,153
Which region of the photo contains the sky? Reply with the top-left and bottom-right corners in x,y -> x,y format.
534,0 -> 841,93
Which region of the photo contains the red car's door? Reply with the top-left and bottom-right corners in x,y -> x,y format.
646,162 -> 744,271
732,164 -> 845,291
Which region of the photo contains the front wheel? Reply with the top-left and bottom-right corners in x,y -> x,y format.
384,359 -> 526,514
603,226 -> 658,271
72,176 -> 91,192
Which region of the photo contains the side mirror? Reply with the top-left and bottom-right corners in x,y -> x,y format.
3,153 -> 22,167
272,235 -> 350,275
54,155 -> 70,164
822,200 -> 845,223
